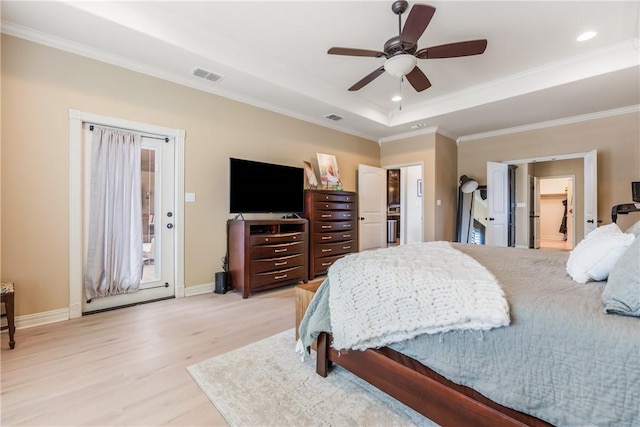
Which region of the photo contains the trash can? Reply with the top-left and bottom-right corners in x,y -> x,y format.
387,219 -> 397,243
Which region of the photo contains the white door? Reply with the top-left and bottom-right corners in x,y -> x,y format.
584,150 -> 598,237
486,161 -> 509,246
82,126 -> 176,313
357,164 -> 387,251
403,165 -> 423,244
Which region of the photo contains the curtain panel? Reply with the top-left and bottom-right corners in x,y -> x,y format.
84,127 -> 143,300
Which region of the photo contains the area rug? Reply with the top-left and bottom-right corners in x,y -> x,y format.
187,329 -> 438,426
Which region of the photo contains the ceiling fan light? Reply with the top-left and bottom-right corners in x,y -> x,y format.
392,95 -> 402,102
384,54 -> 417,77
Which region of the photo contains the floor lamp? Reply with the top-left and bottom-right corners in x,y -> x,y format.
460,175 -> 478,243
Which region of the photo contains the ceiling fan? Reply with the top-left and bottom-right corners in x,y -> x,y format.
328,1 -> 488,92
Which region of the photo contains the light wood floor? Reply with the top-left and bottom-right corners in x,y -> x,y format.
1,285 -> 300,426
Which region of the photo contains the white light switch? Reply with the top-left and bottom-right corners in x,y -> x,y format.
436,199 -> 442,206
185,192 -> 196,203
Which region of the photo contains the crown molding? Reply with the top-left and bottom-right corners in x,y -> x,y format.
1,21 -> 381,143
457,105 -> 640,145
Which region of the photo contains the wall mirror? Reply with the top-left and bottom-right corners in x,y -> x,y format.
456,185 -> 488,244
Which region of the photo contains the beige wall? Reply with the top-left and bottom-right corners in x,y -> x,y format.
458,112 -> 640,236
380,132 -> 458,241
1,35 -> 380,317
434,133 -> 458,241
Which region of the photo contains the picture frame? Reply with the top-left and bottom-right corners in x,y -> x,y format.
303,161 -> 319,188
316,153 -> 341,189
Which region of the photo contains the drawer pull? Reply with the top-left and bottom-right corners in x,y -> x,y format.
321,225 -> 331,229
274,261 -> 288,266
321,262 -> 332,266
321,214 -> 332,218
274,274 -> 288,280
345,214 -> 351,218
274,248 -> 287,253
321,248 -> 332,253
343,224 -> 351,228
343,234 -> 351,238
343,246 -> 351,250
321,236 -> 332,240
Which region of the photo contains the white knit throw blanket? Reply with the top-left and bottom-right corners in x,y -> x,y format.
328,242 -> 510,351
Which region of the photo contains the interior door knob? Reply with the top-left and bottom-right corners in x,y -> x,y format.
359,217 -> 365,220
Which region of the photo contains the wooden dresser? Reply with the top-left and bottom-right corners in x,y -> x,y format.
227,219 -> 309,298
304,190 -> 358,279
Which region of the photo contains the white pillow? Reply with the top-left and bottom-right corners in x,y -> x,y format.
584,222 -> 622,239
566,225 -> 635,284
625,220 -> 640,238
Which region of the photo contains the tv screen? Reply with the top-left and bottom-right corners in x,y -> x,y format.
229,158 -> 304,214
633,181 -> 640,203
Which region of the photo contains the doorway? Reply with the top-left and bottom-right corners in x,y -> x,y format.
536,176 -> 574,251
68,109 -> 185,319
81,125 -> 177,313
357,163 -> 423,251
385,165 -> 423,246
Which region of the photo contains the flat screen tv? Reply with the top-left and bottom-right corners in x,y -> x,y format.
229,157 -> 304,214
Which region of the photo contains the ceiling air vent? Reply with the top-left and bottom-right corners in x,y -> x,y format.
191,67 -> 225,83
324,114 -> 343,122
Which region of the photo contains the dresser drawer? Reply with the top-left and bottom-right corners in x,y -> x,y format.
313,220 -> 356,233
312,193 -> 355,203
315,230 -> 355,243
315,240 -> 355,258
250,232 -> 304,246
314,201 -> 353,211
316,210 -> 355,221
251,253 -> 304,274
250,240 -> 304,259
312,254 -> 347,275
251,266 -> 305,288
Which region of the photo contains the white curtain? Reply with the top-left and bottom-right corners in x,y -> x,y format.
84,126 -> 143,300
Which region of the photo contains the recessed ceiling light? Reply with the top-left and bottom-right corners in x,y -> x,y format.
392,95 -> 402,102
577,31 -> 597,42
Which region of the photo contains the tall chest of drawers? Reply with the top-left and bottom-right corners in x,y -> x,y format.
227,219 -> 309,298
304,190 -> 358,279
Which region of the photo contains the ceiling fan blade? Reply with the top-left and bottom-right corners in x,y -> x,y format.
415,39 -> 488,59
405,66 -> 431,92
400,4 -> 436,45
348,66 -> 385,91
328,47 -> 386,58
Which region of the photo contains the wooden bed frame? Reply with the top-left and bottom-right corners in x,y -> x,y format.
316,332 -> 552,427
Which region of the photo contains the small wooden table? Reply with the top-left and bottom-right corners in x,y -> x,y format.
295,279 -> 323,340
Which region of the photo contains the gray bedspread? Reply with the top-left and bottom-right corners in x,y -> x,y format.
298,244 -> 640,427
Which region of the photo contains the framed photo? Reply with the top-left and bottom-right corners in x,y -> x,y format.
303,161 -> 318,188
316,153 -> 340,188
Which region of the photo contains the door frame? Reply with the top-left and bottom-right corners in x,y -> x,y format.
68,109 -> 185,319
504,150 -> 597,245
536,175 -> 576,250
383,162 -> 424,245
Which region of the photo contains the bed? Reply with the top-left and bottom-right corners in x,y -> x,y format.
298,239 -> 639,427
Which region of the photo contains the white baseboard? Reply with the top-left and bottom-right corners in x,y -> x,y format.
1,307 -> 69,331
185,282 -> 214,297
